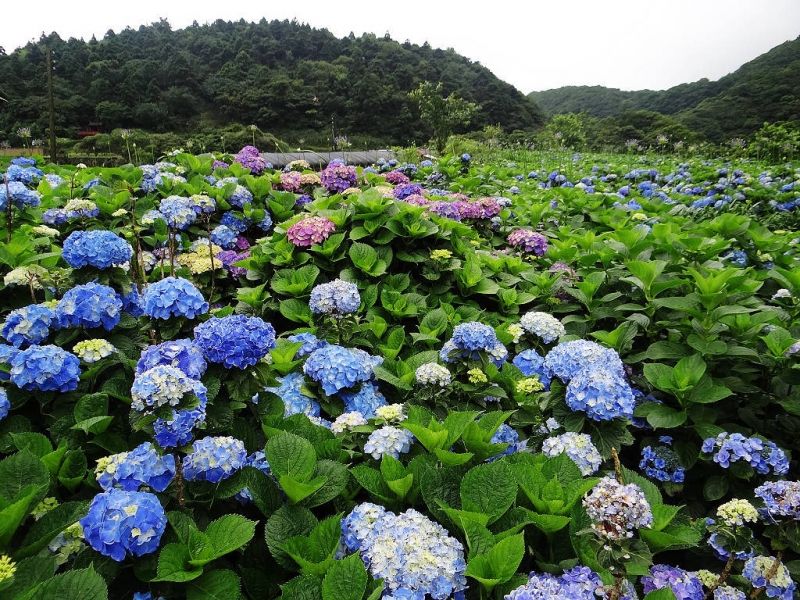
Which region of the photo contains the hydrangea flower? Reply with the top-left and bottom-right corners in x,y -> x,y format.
55,282 -> 122,330
264,372 -> 321,418
183,436 -> 247,483
2,303 -> 54,347
95,442 -> 175,492
331,411 -> 368,434
440,322 -> 507,367
583,476 -> 653,539
136,339 -> 207,380
210,225 -> 238,249
742,556 -> 795,600
565,367 -> 635,421
9,345 -> 81,392
487,423 -> 525,461
233,145 -> 268,175
339,382 -> 387,418
415,363 -> 451,387
142,277 -> 208,320
309,279 -> 361,317
754,480 -> 800,521
158,196 -> 197,229
62,230 -> 133,269
287,332 -> 328,358
506,566 -> 614,600
320,162 -> 357,193
364,426 -> 414,460
286,216 -> 336,247
0,388 -> 9,421
131,365 -> 207,413
193,315 -> 276,369
0,180 -> 42,209
153,400 -> 207,449
543,432 -> 602,475
642,565 -> 704,600
235,450 -> 274,504
713,586 -> 746,600
543,340 -> 624,383
519,312 -> 565,343
374,404 -> 406,423
80,488 -> 167,561
701,432 -> 789,475
512,349 -> 551,388
508,229 -> 548,255
304,345 -> 381,395
341,503 -> 467,599
73,339 -> 116,363
640,442 -> 685,483
48,522 -> 85,565
215,178 -> 253,208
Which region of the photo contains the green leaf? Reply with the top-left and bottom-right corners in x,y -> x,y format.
11,433 -> 52,458
672,354 -> 706,389
204,514 -> 256,558
461,461 -> 517,524
0,451 -> 49,503
685,376 -> 732,405
153,543 -> 203,582
462,520 -> 496,558
0,556 -> 55,599
265,506 -> 318,570
302,460 -> 350,508
187,569 -> 241,600
73,393 -> 109,422
646,405 -> 687,429
651,504 -> 683,531
523,510 -> 571,535
57,450 -> 87,492
279,475 -> 327,505
643,588 -> 678,600
349,242 -> 378,271
350,466 -> 393,503
465,534 -> 525,592
18,566 -> 107,600
0,486 -> 43,549
267,432 -> 317,480
187,529 -> 216,566
280,575 -> 323,600
17,501 -> 89,558
280,299 -> 313,325
703,476 -> 729,501
419,309 -> 449,336
322,553 -> 368,600
283,515 -> 343,576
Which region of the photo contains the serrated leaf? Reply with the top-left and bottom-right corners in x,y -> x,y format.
153,543 -> 203,582
11,433 -> 52,458
280,575 -> 323,600
187,569 -> 241,600
205,514 -> 256,558
73,393 -> 109,422
265,506 -> 318,570
0,451 -> 49,503
267,432 -> 317,480
461,461 -> 517,524
18,566 -> 107,600
322,553 -> 368,600
17,501 -> 89,558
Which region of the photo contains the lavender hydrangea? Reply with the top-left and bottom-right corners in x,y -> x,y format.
309,279 -> 361,317
582,476 -> 653,539
506,566 -> 611,600
233,145 -> 268,175
136,339 -> 207,380
80,488 -> 167,561
183,436 -> 247,483
565,367 -> 635,421
303,345 -> 381,395
754,480 -> 800,521
542,432 -> 602,475
519,312 -> 566,343
193,315 -> 276,369
62,230 -> 133,269
142,277 -> 209,320
9,345 -> 81,392
701,432 -> 789,475
341,503 -> 467,599
508,229 -> 548,255
286,216 -> 336,247
320,162 -> 357,193
95,442 -> 175,492
642,565 -> 703,600
2,304 -> 54,347
55,282 -> 122,330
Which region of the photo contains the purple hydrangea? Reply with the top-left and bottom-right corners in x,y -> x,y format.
320,162 -> 357,193
702,432 -> 789,476
508,229 -> 548,255
642,565 -> 703,600
286,216 -> 336,247
233,145 -> 268,175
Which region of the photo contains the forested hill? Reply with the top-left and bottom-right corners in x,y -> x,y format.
528,36 -> 800,143
0,18 -> 544,145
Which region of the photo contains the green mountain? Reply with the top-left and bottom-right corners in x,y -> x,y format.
528,36 -> 800,143
0,19 -> 544,146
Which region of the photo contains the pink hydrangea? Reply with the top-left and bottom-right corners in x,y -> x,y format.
384,171 -> 410,186
286,216 -> 336,247
280,171 -> 303,193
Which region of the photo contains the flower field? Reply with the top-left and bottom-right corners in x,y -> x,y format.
0,146 -> 799,600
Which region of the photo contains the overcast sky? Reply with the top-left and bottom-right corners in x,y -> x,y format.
2,0 -> 799,93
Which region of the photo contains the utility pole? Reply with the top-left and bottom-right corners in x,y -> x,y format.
46,46 -> 57,163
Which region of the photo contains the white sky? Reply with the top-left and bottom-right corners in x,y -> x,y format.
2,0 -> 799,93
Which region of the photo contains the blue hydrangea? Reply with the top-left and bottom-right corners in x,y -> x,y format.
754,480 -> 800,521
258,212 -> 273,231
309,279 -> 361,317
55,282 -> 122,330
131,365 -> 207,413
221,211 -> 251,233
742,556 -> 795,600
707,529 -> 754,561
210,224 -> 238,249
543,340 -> 624,383
9,345 -> 81,392
188,194 -> 216,214
4,163 -> 42,183
216,178 -> 253,208
136,339 -> 207,380
642,565 -> 704,600
0,180 -> 42,210
640,442 -> 685,483
264,372 -> 321,418
341,503 -> 467,599
236,451 -> 274,504
702,432 -> 789,475
713,586 -> 745,600
0,387 -> 9,420
2,304 -> 54,347
80,488 -> 167,561
95,442 -> 175,492
287,332 -> 328,358
158,196 -> 197,229
506,566 -> 609,600
62,230 -> 133,269
339,382 -> 387,418
565,367 -> 635,421
512,349 -> 551,389
183,436 -> 247,483
440,322 -> 507,367
143,277 -> 209,320
583,476 -> 653,539
487,423 -> 525,461
193,315 -> 276,369
364,426 -> 414,460
304,345 -> 382,395
153,400 -> 207,449
118,287 -> 145,317
542,432 -> 602,475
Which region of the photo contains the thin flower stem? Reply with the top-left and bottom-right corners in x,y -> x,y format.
174,452 -> 185,507
611,447 -> 623,484
705,553 -> 735,599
